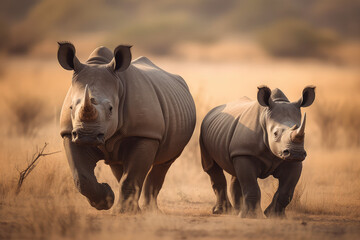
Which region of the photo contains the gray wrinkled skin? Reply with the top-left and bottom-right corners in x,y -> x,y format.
58,42 -> 196,212
200,86 -> 315,218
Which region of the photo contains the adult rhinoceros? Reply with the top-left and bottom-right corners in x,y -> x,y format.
200,86 -> 315,218
57,42 -> 196,212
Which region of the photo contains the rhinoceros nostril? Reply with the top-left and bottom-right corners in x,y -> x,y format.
97,133 -> 105,140
282,149 -> 290,157
72,131 -> 77,139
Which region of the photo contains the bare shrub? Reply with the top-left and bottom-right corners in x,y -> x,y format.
16,143 -> 60,194
7,95 -> 52,136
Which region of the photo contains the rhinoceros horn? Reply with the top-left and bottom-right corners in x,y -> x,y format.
79,85 -> 98,122
291,112 -> 306,143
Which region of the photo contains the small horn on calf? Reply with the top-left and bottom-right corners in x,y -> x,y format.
291,112 -> 306,143
79,85 -> 98,122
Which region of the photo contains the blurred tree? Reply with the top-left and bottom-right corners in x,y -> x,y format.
1,0 -> 359,56
0,19 -> 9,50
0,0 -> 39,23
312,0 -> 360,37
257,19 -> 339,58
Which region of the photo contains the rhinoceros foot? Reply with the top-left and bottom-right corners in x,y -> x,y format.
142,204 -> 162,214
264,207 -> 286,219
89,183 -> 115,210
212,201 -> 233,215
115,200 -> 141,214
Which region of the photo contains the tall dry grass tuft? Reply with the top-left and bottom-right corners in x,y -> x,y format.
7,94 -> 52,136
0,139 -> 88,239
339,104 -> 360,146
287,180 -> 306,211
313,101 -> 340,148
313,100 -> 360,148
19,200 -> 82,238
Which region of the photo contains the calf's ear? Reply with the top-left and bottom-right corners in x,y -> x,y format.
57,42 -> 84,72
109,45 -> 132,72
257,85 -> 272,107
297,86 -> 316,108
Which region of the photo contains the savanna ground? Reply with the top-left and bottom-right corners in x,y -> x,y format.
0,35 -> 360,240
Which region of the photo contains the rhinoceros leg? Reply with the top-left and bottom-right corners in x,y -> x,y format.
264,162 -> 302,218
233,156 -> 263,218
200,139 -> 232,214
230,175 -> 242,214
110,164 -> 123,182
116,137 -> 158,213
143,159 -> 175,211
63,137 -> 115,210
205,162 -> 233,214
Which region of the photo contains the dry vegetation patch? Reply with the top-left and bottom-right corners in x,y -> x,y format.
0,54 -> 359,239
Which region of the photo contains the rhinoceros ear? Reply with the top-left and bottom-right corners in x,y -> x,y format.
57,42 -> 84,72
257,85 -> 272,107
297,86 -> 316,108
109,45 -> 132,72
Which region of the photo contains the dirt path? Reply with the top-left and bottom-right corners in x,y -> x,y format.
2,196 -> 359,240
67,207 -> 360,240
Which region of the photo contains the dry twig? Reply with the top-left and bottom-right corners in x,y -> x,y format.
16,143 -> 61,194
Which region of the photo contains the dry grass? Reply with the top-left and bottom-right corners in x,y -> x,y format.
6,95 -> 52,136
313,99 -> 360,148
0,41 -> 360,239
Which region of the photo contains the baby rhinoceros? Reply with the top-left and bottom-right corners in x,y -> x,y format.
58,42 -> 196,212
200,86 -> 315,218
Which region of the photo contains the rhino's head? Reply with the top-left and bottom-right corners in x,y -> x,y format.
57,42 -> 132,146
257,86 -> 315,162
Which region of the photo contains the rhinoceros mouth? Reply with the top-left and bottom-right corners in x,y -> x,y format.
280,149 -> 307,162
72,129 -> 105,146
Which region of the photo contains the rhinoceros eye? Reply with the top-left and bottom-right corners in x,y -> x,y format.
69,105 -> 73,110
273,129 -> 282,141
90,98 -> 97,105
109,106 -> 113,113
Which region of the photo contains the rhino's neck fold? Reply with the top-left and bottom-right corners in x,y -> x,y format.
259,108 -> 270,150
116,72 -> 127,133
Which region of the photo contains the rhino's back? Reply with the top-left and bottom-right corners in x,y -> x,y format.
132,57 -> 190,90
119,57 -> 196,163
200,104 -> 236,173
201,98 -> 266,175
